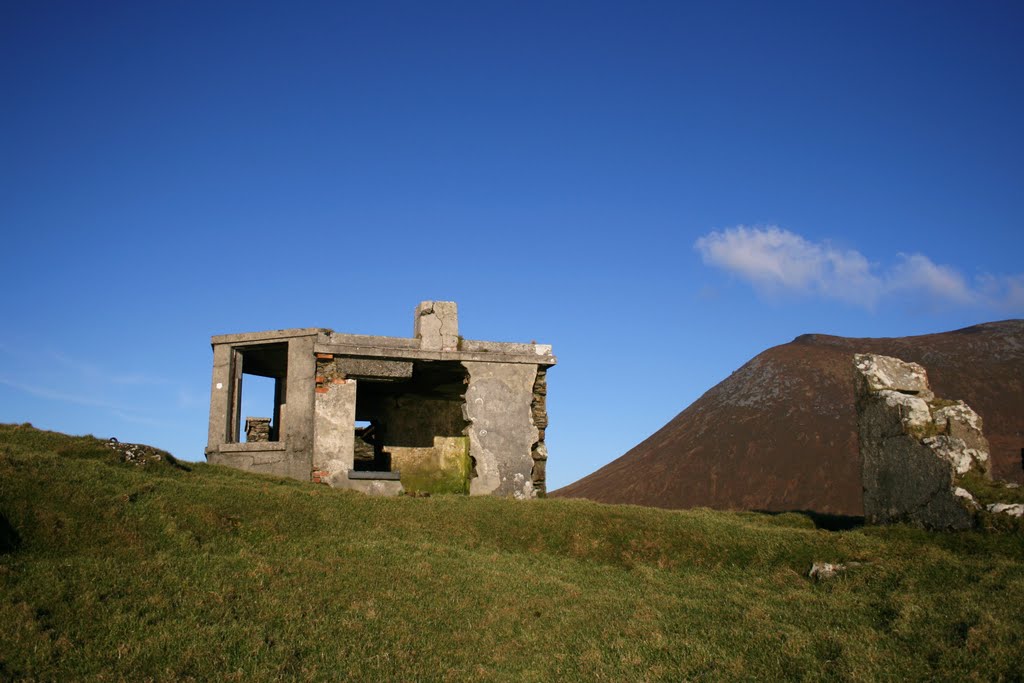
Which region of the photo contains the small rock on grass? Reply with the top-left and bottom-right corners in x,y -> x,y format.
809,560 -> 866,581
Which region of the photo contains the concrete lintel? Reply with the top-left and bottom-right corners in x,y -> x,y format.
317,331 -> 420,349
216,442 -> 287,453
313,343 -> 557,366
460,340 -> 539,355
335,358 -> 413,379
347,470 -> 402,480
211,328 -> 323,346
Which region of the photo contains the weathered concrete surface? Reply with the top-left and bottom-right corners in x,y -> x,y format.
283,336 -> 316,474
208,442 -> 312,480
211,328 -> 322,345
855,353 -> 986,530
463,361 -> 539,498
334,358 -> 413,380
415,301 -> 459,351
208,446 -> 289,475
207,343 -> 232,446
334,477 -> 404,496
314,342 -> 553,365
313,378 -> 356,482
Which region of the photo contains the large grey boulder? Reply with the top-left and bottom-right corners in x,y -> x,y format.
854,353 -> 991,530
854,353 -> 935,401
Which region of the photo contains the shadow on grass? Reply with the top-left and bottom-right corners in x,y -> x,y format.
164,453 -> 193,472
755,509 -> 865,531
0,512 -> 21,554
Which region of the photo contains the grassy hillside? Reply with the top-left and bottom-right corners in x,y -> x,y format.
2,424 -> 1023,681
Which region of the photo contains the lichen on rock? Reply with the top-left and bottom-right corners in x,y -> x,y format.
853,353 -> 934,401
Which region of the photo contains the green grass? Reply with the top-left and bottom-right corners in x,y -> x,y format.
959,471 -> 1024,507
2,423 -> 1024,681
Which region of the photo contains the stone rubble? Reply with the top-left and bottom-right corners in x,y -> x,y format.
987,503 -> 1024,517
105,438 -> 166,466
808,561 -> 847,581
806,561 -> 864,581
952,487 -> 980,508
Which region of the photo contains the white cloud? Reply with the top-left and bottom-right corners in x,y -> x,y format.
0,377 -> 125,411
695,225 -> 1022,311
694,226 -> 883,306
887,253 -> 974,305
977,273 -> 1024,311
0,378 -> 177,428
50,352 -> 176,386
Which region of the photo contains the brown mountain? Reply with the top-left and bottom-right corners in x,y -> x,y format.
554,320 -> 1024,516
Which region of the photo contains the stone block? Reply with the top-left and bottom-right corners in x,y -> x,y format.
415,301 -> 459,351
853,353 -> 934,400
933,401 -> 989,459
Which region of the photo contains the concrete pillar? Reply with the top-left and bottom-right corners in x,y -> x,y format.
229,349 -> 243,443
272,376 -> 286,442
206,344 -> 233,450
313,377 -> 357,484
415,301 -> 459,351
282,336 -> 316,480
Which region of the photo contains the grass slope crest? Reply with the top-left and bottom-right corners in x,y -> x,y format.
2,424 -> 1024,680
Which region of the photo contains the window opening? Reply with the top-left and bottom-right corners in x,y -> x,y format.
351,361 -> 470,482
229,343 -> 288,443
353,419 -> 388,472
242,375 -> 276,442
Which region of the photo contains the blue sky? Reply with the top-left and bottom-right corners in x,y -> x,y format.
2,1 -> 1022,489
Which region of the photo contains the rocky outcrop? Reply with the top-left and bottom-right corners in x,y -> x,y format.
855,353 -> 998,530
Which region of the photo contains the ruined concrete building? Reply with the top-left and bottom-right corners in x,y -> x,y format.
205,302 -> 554,498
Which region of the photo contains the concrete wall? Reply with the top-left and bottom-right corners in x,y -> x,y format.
374,394 -> 466,448
463,361 -> 539,499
